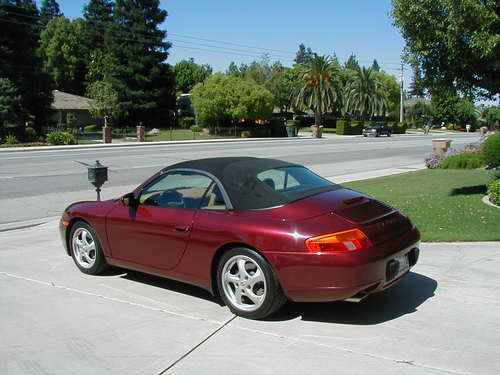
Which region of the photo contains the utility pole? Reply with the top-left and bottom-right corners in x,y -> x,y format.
400,63 -> 404,123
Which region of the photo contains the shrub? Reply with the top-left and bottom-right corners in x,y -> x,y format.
191,125 -> 202,132
336,120 -> 363,135
240,130 -> 251,138
84,124 -> 98,133
442,152 -> 483,169
482,132 -> 500,168
25,127 -> 37,142
425,154 -> 444,169
179,116 -> 196,129
488,179 -> 500,205
6,134 -> 19,144
391,122 -> 406,134
46,131 -> 76,145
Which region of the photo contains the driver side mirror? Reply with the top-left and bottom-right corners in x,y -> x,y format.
121,192 -> 138,208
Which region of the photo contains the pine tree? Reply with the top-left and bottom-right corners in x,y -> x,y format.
409,63 -> 425,98
344,54 -> 360,70
295,43 -> 314,65
0,0 -> 53,130
371,59 -> 380,72
110,0 -> 175,127
83,0 -> 114,48
40,0 -> 61,26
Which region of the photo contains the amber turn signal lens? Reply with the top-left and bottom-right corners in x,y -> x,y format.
305,228 -> 372,253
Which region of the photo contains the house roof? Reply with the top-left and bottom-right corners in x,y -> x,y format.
51,90 -> 93,111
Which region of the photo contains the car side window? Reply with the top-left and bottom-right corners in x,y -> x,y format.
257,168 -> 299,191
140,171 -> 213,209
199,183 -> 227,210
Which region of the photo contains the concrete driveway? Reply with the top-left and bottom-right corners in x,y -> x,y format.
1,220 -> 498,375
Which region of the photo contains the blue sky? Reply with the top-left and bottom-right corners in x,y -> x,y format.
36,1 -> 410,82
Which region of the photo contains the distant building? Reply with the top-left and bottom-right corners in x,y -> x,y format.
50,90 -> 101,127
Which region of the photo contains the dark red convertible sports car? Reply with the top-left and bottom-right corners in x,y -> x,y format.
60,157 -> 420,319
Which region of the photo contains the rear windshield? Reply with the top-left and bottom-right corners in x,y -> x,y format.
256,166 -> 334,199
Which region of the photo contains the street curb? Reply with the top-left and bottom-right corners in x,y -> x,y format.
0,136 -> 316,153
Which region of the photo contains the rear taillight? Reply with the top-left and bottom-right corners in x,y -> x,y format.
305,228 -> 372,253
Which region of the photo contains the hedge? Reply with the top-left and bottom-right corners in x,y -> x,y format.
390,122 -> 406,134
336,120 -> 363,135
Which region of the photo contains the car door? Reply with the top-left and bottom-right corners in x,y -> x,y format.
106,170 -> 213,270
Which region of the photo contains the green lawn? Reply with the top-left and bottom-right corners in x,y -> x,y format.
146,129 -> 221,141
344,169 -> 499,242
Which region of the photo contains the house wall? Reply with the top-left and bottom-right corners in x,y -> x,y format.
51,110 -> 102,128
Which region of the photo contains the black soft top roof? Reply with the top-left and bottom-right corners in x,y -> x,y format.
163,157 -> 337,210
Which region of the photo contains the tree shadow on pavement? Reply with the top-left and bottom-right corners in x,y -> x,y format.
267,272 -> 437,325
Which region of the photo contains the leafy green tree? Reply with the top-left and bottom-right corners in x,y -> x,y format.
173,58 -> 212,93
39,17 -> 89,94
392,0 -> 499,97
40,0 -> 61,26
294,55 -> 341,134
0,77 -> 22,126
191,73 -> 274,129
406,99 -> 433,124
374,70 -> 400,119
482,106 -> 500,130
86,80 -> 119,125
295,43 -> 314,65
431,88 -> 477,126
109,0 -> 175,127
344,67 -> 388,119
0,1 -> 53,130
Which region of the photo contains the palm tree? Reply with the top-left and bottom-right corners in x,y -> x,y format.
294,55 -> 341,137
344,67 -> 388,119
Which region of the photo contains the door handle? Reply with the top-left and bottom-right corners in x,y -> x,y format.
174,225 -> 190,232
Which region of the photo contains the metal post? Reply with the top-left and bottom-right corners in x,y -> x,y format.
400,63 -> 404,123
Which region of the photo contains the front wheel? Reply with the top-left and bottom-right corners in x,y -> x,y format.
217,247 -> 286,319
69,221 -> 109,275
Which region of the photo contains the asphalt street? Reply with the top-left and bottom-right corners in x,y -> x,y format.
0,132 -> 479,224
1,220 -> 499,375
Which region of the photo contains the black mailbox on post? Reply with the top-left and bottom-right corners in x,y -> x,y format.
87,160 -> 108,201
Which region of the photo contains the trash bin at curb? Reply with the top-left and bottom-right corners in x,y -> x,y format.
432,139 -> 452,155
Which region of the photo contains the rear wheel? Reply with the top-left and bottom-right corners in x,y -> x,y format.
69,221 -> 109,275
217,247 -> 286,319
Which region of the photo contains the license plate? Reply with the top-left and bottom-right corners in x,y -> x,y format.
395,254 -> 410,278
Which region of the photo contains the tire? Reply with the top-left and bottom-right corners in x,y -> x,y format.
217,247 -> 286,319
387,132 -> 392,137
363,134 -> 367,137
69,221 -> 109,275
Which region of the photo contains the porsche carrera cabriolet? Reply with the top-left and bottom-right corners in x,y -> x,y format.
60,157 -> 420,319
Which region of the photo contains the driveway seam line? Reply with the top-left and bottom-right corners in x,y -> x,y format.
157,315 -> 237,375
0,271 -> 223,324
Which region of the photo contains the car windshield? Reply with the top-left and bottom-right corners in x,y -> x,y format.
256,166 -> 333,198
